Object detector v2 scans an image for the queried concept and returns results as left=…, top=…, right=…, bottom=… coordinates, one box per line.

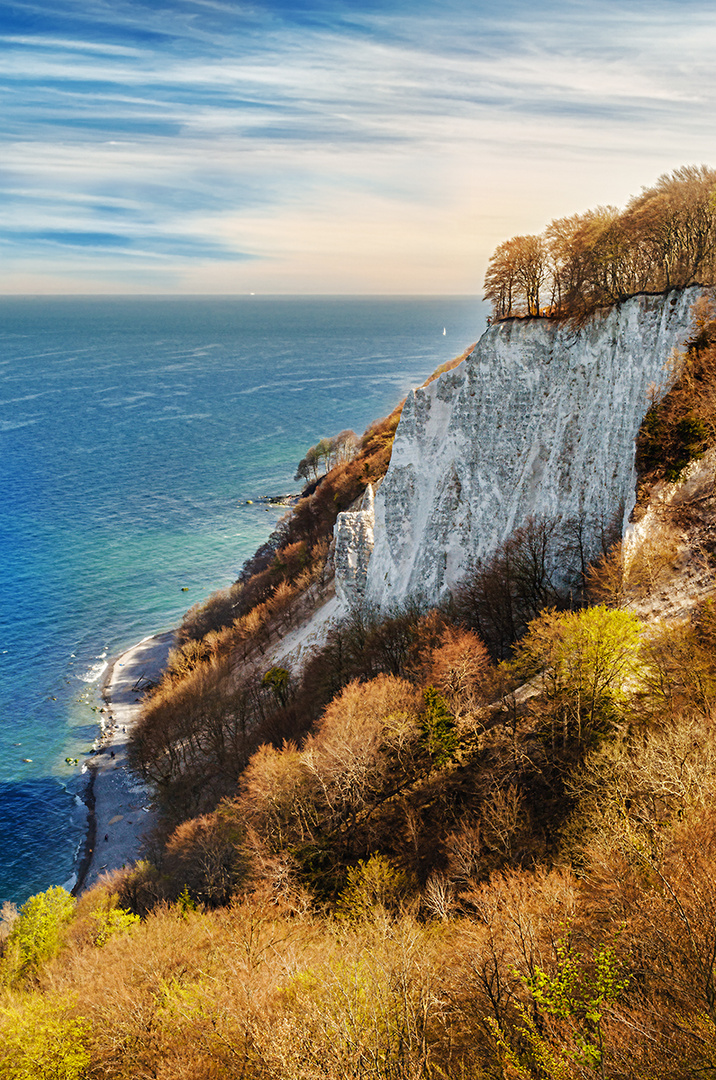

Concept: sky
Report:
left=1, top=0, right=715, bottom=294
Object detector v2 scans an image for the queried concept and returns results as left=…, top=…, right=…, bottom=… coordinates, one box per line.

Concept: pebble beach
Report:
left=74, top=631, right=175, bottom=895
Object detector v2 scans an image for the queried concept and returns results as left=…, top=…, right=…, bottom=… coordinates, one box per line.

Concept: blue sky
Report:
left=1, top=0, right=715, bottom=293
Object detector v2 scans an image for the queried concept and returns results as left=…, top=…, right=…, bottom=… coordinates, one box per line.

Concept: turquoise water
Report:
left=0, top=295, right=486, bottom=904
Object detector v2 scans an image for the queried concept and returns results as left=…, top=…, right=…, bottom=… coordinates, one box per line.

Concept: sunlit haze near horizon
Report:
left=1, top=0, right=715, bottom=294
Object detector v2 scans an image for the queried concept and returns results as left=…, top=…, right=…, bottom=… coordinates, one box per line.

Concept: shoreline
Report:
left=72, top=629, right=175, bottom=896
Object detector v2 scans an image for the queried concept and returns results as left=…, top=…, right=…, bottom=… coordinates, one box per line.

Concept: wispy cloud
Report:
left=0, top=35, right=145, bottom=55
left=0, top=0, right=715, bottom=292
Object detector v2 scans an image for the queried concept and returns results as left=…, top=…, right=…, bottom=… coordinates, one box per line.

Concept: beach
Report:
left=74, top=630, right=175, bottom=895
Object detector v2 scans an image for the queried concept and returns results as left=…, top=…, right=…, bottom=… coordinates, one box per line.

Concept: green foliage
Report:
left=509, top=606, right=644, bottom=749
left=177, top=884, right=198, bottom=915
left=262, top=665, right=290, bottom=707
left=0, top=992, right=90, bottom=1080
left=335, top=855, right=411, bottom=920
left=90, top=903, right=140, bottom=947
left=527, top=936, right=629, bottom=1041
left=1, top=886, right=75, bottom=984
left=420, top=686, right=458, bottom=767
left=492, top=935, right=630, bottom=1080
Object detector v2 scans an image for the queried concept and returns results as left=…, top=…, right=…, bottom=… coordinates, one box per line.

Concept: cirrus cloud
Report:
left=0, top=0, right=714, bottom=292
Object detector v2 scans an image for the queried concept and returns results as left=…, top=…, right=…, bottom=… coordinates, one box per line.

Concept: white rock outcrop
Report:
left=361, top=288, right=708, bottom=612
left=334, top=484, right=375, bottom=608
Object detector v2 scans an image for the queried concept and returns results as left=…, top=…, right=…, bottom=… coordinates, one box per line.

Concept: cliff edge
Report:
left=356, top=288, right=707, bottom=611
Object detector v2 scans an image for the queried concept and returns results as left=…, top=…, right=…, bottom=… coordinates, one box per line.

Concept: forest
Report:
left=484, top=165, right=716, bottom=321
left=2, top=286, right=716, bottom=1076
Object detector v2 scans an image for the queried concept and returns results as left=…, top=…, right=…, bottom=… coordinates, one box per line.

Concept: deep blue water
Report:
left=0, top=295, right=486, bottom=904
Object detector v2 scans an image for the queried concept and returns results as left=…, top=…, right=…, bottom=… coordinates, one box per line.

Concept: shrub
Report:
left=302, top=675, right=423, bottom=834
left=89, top=904, right=140, bottom=948
left=335, top=854, right=412, bottom=920
left=262, top=665, right=291, bottom=707
left=638, top=403, right=709, bottom=481
left=0, top=992, right=90, bottom=1080
left=108, top=860, right=164, bottom=917
left=163, top=801, right=247, bottom=906
left=239, top=741, right=320, bottom=856
left=420, top=687, right=458, bottom=768
left=0, top=886, right=75, bottom=984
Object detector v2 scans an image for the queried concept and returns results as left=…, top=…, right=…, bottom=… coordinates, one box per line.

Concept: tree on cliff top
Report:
left=484, top=234, right=548, bottom=318
left=485, top=165, right=716, bottom=322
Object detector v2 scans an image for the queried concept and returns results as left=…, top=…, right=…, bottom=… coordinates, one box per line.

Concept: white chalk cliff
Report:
left=334, top=484, right=375, bottom=608
left=345, top=288, right=709, bottom=612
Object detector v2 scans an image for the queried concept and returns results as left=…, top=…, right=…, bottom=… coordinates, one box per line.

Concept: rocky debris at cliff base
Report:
left=254, top=493, right=302, bottom=507
left=265, top=588, right=341, bottom=677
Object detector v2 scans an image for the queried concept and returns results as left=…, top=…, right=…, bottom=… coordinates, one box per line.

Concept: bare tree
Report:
left=486, top=166, right=716, bottom=323
left=484, top=234, right=548, bottom=318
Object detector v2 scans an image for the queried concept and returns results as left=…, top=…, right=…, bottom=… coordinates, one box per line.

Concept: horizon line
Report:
left=0, top=291, right=484, bottom=300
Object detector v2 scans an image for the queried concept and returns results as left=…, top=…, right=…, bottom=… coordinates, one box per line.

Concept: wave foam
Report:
left=77, top=660, right=107, bottom=683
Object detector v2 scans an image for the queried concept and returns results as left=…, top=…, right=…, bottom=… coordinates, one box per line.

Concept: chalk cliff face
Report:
left=334, top=484, right=375, bottom=608
left=358, top=288, right=706, bottom=612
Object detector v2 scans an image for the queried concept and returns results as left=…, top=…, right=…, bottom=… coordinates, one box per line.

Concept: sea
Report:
left=0, top=295, right=487, bottom=906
